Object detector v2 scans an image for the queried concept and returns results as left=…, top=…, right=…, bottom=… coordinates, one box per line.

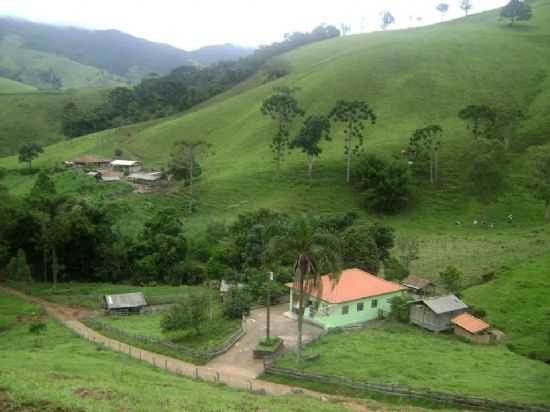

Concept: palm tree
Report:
left=268, top=214, right=341, bottom=362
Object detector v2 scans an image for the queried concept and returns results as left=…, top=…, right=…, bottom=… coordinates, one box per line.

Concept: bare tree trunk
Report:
left=307, top=157, right=314, bottom=183
left=435, top=150, right=439, bottom=183
left=296, top=270, right=305, bottom=363
left=52, top=247, right=58, bottom=289
left=429, top=154, right=434, bottom=185
left=43, top=244, right=48, bottom=283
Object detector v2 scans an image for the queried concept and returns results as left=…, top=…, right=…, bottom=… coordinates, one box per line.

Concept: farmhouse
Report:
left=72, top=155, right=112, bottom=168
left=111, top=160, right=142, bottom=174
left=102, top=292, right=147, bottom=315
left=451, top=313, right=504, bottom=344
left=286, top=268, right=404, bottom=330
left=410, top=294, right=468, bottom=332
left=401, top=275, right=436, bottom=297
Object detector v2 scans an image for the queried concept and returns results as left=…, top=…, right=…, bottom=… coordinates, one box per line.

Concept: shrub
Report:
left=390, top=296, right=412, bottom=322
left=6, top=249, right=32, bottom=281
left=439, top=266, right=463, bottom=294
left=223, top=288, right=253, bottom=319
left=161, top=294, right=207, bottom=337
left=342, top=226, right=379, bottom=274
left=384, top=257, right=409, bottom=281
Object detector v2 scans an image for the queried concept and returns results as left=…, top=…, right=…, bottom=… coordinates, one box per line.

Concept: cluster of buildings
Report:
left=64, top=155, right=162, bottom=185
left=285, top=268, right=503, bottom=344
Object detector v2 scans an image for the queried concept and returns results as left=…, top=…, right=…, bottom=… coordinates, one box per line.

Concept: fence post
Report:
left=165, top=359, right=168, bottom=370
left=195, top=368, right=199, bottom=379
left=216, top=372, right=220, bottom=384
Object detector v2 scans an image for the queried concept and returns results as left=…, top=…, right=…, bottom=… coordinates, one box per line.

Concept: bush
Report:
left=384, top=257, right=409, bottom=281
left=6, top=249, right=32, bottom=281
left=342, top=225, right=379, bottom=274
left=223, top=288, right=253, bottom=320
left=161, top=294, right=207, bottom=337
left=439, top=266, right=463, bottom=294
left=390, top=296, right=412, bottom=322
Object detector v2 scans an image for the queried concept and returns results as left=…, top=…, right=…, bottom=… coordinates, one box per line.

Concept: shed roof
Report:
left=128, top=172, right=161, bottom=181
left=73, top=155, right=111, bottom=164
left=103, top=292, right=147, bottom=309
left=421, top=294, right=468, bottom=315
left=286, top=268, right=404, bottom=304
left=451, top=313, right=490, bottom=334
left=111, top=160, right=141, bottom=167
left=401, top=275, right=434, bottom=290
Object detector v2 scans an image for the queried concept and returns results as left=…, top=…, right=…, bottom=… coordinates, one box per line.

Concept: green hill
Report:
left=0, top=76, right=36, bottom=93
left=2, top=2, right=550, bottom=281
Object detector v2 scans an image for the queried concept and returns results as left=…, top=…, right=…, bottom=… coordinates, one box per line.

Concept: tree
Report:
left=170, top=140, right=212, bottom=214
left=531, top=151, right=550, bottom=220
left=439, top=266, right=463, bottom=294
left=467, top=139, right=506, bottom=202
left=342, top=226, right=380, bottom=274
left=493, top=108, right=525, bottom=152
left=330, top=100, right=377, bottom=183
left=407, top=125, right=443, bottom=184
left=501, top=0, right=532, bottom=26
left=356, top=154, right=410, bottom=213
left=436, top=3, right=450, bottom=21
left=460, top=0, right=473, bottom=16
left=368, top=223, right=395, bottom=262
left=381, top=11, right=396, bottom=30
left=261, top=88, right=305, bottom=176
left=268, top=214, right=341, bottom=362
left=384, top=257, right=409, bottom=282
left=223, top=287, right=253, bottom=319
left=161, top=294, right=208, bottom=337
left=396, top=237, right=420, bottom=271
left=390, top=296, right=412, bottom=322
left=6, top=249, right=31, bottom=281
left=340, top=23, right=352, bottom=36
left=290, top=115, right=331, bottom=181
left=458, top=105, right=496, bottom=140
left=18, top=143, right=43, bottom=169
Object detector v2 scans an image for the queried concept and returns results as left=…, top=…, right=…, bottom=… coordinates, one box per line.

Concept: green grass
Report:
left=0, top=290, right=365, bottom=412
left=270, top=323, right=550, bottom=404
left=3, top=2, right=550, bottom=282
left=463, top=253, right=550, bottom=361
left=8, top=281, right=206, bottom=309
left=0, top=76, right=37, bottom=93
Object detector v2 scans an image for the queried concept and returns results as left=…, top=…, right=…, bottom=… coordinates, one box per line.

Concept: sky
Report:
left=0, top=0, right=508, bottom=50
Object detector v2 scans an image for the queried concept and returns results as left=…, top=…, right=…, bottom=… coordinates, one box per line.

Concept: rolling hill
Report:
left=0, top=17, right=253, bottom=87
left=0, top=75, right=36, bottom=93
left=2, top=1, right=550, bottom=281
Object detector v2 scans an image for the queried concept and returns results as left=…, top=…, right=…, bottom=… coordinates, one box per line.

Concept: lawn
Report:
left=0, top=290, right=356, bottom=412
left=8, top=281, right=206, bottom=309
left=270, top=323, right=550, bottom=404
left=463, top=253, right=550, bottom=361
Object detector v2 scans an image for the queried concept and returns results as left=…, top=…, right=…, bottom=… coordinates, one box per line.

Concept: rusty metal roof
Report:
left=451, top=313, right=490, bottom=334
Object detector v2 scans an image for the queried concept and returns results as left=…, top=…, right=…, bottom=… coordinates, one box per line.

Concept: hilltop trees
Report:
left=531, top=151, right=550, bottom=220
left=494, top=108, right=525, bottom=152
left=18, top=143, right=43, bottom=169
left=437, top=3, right=450, bottom=21
left=290, top=115, right=331, bottom=181
left=458, top=105, right=496, bottom=140
left=501, top=0, right=532, bottom=26
left=381, top=11, right=396, bottom=30
left=407, top=125, right=443, bottom=184
left=330, top=100, right=377, bottom=183
left=460, top=0, right=473, bottom=16
left=261, top=88, right=305, bottom=176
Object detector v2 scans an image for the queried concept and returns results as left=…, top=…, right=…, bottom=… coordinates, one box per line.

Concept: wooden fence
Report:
left=83, top=315, right=246, bottom=364
left=263, top=363, right=550, bottom=412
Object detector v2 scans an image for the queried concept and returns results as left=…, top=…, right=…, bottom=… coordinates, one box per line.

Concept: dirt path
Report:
left=1, top=286, right=378, bottom=412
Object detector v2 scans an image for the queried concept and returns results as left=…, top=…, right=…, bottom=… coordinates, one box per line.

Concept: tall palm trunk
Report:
left=296, top=268, right=305, bottom=363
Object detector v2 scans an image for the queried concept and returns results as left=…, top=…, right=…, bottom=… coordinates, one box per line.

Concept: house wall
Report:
left=410, top=305, right=468, bottom=332
left=290, top=290, right=402, bottom=330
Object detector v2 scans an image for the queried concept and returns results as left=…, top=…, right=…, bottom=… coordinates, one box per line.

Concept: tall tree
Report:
left=18, top=143, right=43, bottom=169
left=381, top=11, right=396, bottom=30
left=531, top=151, right=550, bottom=220
left=407, top=125, right=443, bottom=184
left=458, top=105, right=496, bottom=140
left=170, top=140, right=212, bottom=214
left=340, top=23, right=352, bottom=36
left=330, top=100, right=377, bottom=183
left=493, top=108, right=525, bottom=152
left=290, top=114, right=331, bottom=181
left=501, top=0, right=532, bottom=26
left=436, top=3, right=450, bottom=21
left=460, top=0, right=473, bottom=16
left=268, top=214, right=341, bottom=362
left=261, top=88, right=305, bottom=176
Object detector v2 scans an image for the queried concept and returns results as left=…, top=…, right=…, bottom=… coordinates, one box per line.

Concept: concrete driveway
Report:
left=207, top=303, right=323, bottom=378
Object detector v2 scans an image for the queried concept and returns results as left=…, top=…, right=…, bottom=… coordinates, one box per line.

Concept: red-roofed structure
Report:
left=450, top=313, right=503, bottom=344
left=451, top=313, right=490, bottom=334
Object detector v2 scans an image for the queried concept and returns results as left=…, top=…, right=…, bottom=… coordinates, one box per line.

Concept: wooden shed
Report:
left=102, top=292, right=147, bottom=315
left=401, top=275, right=436, bottom=297
left=451, top=313, right=504, bottom=344
left=410, top=294, right=468, bottom=332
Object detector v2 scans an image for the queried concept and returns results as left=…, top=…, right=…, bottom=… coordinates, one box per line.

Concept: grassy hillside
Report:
left=463, top=253, right=550, bottom=361
left=0, top=88, right=108, bottom=157
left=0, top=290, right=349, bottom=412
left=0, top=76, right=36, bottom=92
left=0, top=33, right=124, bottom=89
left=2, top=2, right=550, bottom=280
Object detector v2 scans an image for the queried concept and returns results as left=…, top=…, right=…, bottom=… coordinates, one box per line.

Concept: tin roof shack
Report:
left=96, top=170, right=123, bottom=182
left=72, top=155, right=112, bottom=169
left=111, top=160, right=142, bottom=174
left=451, top=313, right=504, bottom=344
left=410, top=295, right=468, bottom=332
left=102, top=293, right=147, bottom=315
left=128, top=172, right=162, bottom=185
left=401, top=275, right=436, bottom=298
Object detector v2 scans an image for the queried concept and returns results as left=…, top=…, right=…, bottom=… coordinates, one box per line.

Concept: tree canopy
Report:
left=501, top=0, right=532, bottom=25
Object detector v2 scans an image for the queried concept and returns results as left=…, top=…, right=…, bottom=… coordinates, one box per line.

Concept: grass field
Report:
left=270, top=323, right=550, bottom=404
left=0, top=290, right=358, bottom=412
left=8, top=281, right=207, bottom=309
left=463, top=253, right=550, bottom=361
left=2, top=2, right=550, bottom=282
left=0, top=76, right=37, bottom=93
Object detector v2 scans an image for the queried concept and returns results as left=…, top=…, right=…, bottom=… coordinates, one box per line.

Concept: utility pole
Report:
left=266, top=271, right=274, bottom=341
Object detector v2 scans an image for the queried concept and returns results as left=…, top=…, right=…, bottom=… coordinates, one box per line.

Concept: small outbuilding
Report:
left=451, top=313, right=504, bottom=344
left=128, top=172, right=162, bottom=185
left=72, top=155, right=112, bottom=168
left=102, top=292, right=147, bottom=315
left=410, top=294, right=468, bottom=332
left=96, top=170, right=123, bottom=182
left=111, top=160, right=143, bottom=174
left=401, top=275, right=436, bottom=297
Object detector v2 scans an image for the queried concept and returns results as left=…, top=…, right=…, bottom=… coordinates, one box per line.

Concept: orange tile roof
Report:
left=451, top=313, right=490, bottom=334
left=286, top=268, right=404, bottom=304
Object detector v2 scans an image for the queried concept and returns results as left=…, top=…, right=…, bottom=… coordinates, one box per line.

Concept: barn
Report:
left=102, top=292, right=147, bottom=315
left=410, top=294, right=468, bottom=332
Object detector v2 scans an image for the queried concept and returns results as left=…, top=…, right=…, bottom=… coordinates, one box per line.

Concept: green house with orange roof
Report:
left=286, top=268, right=405, bottom=330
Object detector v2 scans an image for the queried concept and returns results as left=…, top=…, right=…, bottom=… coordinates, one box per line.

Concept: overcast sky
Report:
left=1, top=0, right=508, bottom=50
